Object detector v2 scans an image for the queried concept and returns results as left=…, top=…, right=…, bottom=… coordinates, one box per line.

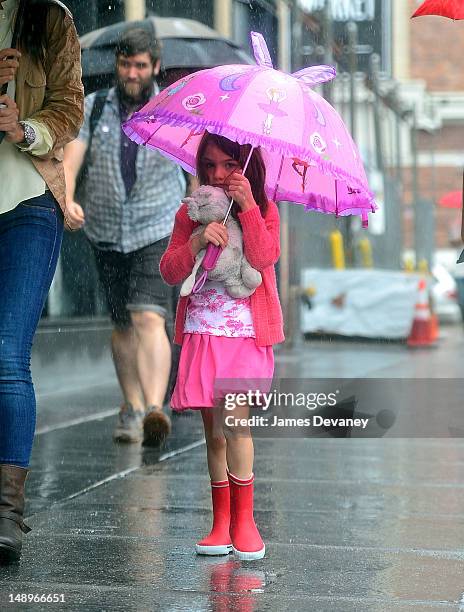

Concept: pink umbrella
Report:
left=124, top=32, right=376, bottom=228
left=412, top=0, right=464, bottom=20
left=438, top=190, right=462, bottom=208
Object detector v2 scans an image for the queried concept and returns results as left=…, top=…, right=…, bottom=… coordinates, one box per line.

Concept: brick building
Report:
left=395, top=0, right=464, bottom=249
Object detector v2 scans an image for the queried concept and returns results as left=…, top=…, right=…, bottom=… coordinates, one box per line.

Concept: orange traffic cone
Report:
left=429, top=313, right=440, bottom=342
left=407, top=278, right=436, bottom=347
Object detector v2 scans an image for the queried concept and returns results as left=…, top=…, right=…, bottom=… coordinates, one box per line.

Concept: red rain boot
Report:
left=228, top=472, right=265, bottom=561
left=196, top=480, right=233, bottom=555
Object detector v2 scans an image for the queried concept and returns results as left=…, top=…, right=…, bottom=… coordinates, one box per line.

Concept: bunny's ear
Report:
left=250, top=31, right=273, bottom=69
left=292, top=65, right=336, bottom=87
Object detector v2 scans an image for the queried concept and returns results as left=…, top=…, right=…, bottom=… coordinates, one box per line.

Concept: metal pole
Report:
left=411, top=110, right=423, bottom=268
left=124, top=0, right=145, bottom=21
left=370, top=53, right=396, bottom=268
left=395, top=104, right=403, bottom=185
left=369, top=54, right=385, bottom=173
left=393, top=103, right=404, bottom=269
left=347, top=21, right=358, bottom=139
left=429, top=128, right=437, bottom=205
left=414, top=127, right=436, bottom=269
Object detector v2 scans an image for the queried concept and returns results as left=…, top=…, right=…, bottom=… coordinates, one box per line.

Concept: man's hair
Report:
left=115, top=28, right=161, bottom=64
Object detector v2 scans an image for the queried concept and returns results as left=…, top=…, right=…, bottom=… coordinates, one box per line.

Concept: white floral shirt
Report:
left=184, top=281, right=256, bottom=338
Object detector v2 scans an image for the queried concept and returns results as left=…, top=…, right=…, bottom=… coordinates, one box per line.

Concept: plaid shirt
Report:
left=78, top=87, right=186, bottom=253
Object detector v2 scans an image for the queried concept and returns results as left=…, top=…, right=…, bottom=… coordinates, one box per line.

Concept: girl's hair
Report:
left=17, top=1, right=53, bottom=67
left=196, top=132, right=268, bottom=218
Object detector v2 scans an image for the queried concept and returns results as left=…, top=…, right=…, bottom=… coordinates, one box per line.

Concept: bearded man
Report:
left=64, top=29, right=186, bottom=445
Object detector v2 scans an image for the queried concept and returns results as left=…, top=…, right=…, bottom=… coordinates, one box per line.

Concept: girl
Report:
left=160, top=132, right=284, bottom=561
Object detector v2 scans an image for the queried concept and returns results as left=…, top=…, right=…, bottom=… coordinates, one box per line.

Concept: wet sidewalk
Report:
left=2, top=329, right=464, bottom=610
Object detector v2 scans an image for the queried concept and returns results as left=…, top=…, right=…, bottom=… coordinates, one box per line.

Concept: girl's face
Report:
left=202, top=143, right=241, bottom=186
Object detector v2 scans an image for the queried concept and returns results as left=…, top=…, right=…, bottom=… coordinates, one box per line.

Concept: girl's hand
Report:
left=225, top=171, right=256, bottom=211
left=196, top=222, right=229, bottom=250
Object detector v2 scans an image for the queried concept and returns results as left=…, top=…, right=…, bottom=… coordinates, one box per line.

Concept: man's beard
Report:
left=116, top=76, right=154, bottom=110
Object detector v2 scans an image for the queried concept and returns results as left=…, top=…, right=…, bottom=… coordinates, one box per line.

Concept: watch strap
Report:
left=18, top=121, right=37, bottom=148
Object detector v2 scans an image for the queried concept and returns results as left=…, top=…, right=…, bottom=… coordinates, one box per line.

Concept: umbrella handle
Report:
left=192, top=242, right=222, bottom=293
left=202, top=243, right=222, bottom=271
left=191, top=244, right=222, bottom=294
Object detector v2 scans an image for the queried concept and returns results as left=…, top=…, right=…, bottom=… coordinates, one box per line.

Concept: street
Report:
left=2, top=0, right=464, bottom=609
left=1, top=325, right=464, bottom=610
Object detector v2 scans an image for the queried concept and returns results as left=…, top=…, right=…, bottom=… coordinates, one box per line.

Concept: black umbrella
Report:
left=80, top=16, right=253, bottom=93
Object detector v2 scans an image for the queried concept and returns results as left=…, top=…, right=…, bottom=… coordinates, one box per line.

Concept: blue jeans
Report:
left=0, top=192, right=63, bottom=467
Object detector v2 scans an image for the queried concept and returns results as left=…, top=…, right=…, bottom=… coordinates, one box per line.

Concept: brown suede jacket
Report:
left=14, top=0, right=84, bottom=214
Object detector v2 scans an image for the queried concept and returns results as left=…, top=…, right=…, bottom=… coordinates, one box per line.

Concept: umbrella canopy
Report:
left=80, top=16, right=253, bottom=78
left=123, top=32, right=376, bottom=226
left=438, top=191, right=463, bottom=208
left=412, top=0, right=464, bottom=19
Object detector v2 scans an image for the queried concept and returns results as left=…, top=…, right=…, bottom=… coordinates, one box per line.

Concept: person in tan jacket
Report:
left=0, top=0, right=83, bottom=563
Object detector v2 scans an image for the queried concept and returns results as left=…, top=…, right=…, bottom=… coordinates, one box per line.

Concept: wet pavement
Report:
left=2, top=325, right=464, bottom=610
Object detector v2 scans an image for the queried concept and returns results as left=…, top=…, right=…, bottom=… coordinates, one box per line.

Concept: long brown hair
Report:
left=17, top=1, right=57, bottom=67
left=196, top=132, right=268, bottom=218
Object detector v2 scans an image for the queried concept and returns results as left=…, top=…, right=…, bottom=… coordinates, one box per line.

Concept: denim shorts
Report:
left=91, top=237, right=174, bottom=328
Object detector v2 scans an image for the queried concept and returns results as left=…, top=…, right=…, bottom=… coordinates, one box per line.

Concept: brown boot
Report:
left=143, top=406, right=172, bottom=446
left=0, top=464, right=31, bottom=563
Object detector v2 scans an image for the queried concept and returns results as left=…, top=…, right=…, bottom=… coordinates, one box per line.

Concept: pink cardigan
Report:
left=160, top=201, right=285, bottom=347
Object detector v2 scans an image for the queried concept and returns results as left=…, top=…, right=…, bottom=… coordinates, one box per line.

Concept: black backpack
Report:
left=75, top=88, right=109, bottom=200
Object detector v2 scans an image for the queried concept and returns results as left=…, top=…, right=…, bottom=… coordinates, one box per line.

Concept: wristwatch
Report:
left=18, top=121, right=36, bottom=147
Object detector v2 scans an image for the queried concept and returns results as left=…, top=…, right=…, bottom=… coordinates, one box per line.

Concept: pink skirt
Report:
left=171, top=333, right=274, bottom=411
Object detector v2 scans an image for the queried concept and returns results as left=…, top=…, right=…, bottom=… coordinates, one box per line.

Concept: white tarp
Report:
left=300, top=269, right=421, bottom=339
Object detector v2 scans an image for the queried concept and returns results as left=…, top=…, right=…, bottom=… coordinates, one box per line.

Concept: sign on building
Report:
left=298, top=0, right=392, bottom=73
left=298, top=0, right=376, bottom=21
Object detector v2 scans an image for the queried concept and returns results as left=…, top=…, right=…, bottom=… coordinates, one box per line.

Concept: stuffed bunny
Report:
left=180, top=186, right=262, bottom=298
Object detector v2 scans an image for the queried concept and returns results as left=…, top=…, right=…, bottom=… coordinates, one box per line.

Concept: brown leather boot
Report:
left=0, top=464, right=31, bottom=563
left=143, top=406, right=172, bottom=446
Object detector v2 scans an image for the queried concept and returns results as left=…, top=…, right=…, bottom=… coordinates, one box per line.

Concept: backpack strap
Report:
left=88, top=88, right=108, bottom=141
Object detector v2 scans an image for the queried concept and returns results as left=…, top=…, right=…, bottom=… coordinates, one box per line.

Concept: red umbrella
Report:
left=438, top=191, right=463, bottom=208
left=412, top=0, right=464, bottom=20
